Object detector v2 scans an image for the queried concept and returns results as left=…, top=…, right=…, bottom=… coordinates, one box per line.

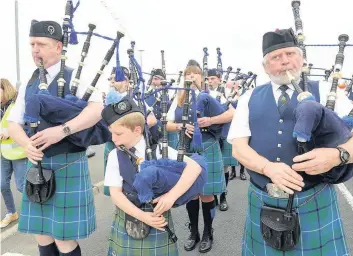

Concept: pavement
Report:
left=1, top=145, right=353, bottom=256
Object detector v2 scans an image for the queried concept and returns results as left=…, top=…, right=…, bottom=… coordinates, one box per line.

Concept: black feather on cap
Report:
left=186, top=59, right=202, bottom=70
left=262, top=28, right=298, bottom=56
left=208, top=68, right=221, bottom=78
left=101, top=96, right=142, bottom=126
left=29, top=20, right=63, bottom=41
left=152, top=69, right=166, bottom=80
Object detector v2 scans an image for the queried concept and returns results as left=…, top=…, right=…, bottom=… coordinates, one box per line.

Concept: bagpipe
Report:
left=25, top=59, right=56, bottom=204
left=229, top=68, right=243, bottom=95
left=70, top=23, right=96, bottom=96
left=128, top=41, right=139, bottom=97
left=215, top=66, right=232, bottom=102
left=161, top=50, right=166, bottom=76
left=216, top=47, right=223, bottom=76
left=224, top=72, right=257, bottom=109
left=306, top=64, right=351, bottom=88
left=291, top=0, right=309, bottom=92
left=23, top=0, right=127, bottom=156
left=132, top=81, right=208, bottom=207
left=107, top=75, right=207, bottom=241
left=144, top=50, right=176, bottom=119
left=203, top=47, right=209, bottom=91
left=168, top=71, right=183, bottom=104
left=291, top=0, right=352, bottom=181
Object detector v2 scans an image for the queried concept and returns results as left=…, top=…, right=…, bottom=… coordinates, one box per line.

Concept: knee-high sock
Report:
left=202, top=201, right=215, bottom=231
left=240, top=163, right=245, bottom=173
left=186, top=199, right=200, bottom=231
left=59, top=245, right=81, bottom=256
left=38, top=242, right=59, bottom=256
left=220, top=167, right=230, bottom=200
left=224, top=168, right=229, bottom=187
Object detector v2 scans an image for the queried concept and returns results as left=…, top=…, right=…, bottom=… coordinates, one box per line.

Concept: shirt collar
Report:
left=134, top=136, right=146, bottom=156
left=271, top=81, right=295, bottom=92
left=46, top=61, right=61, bottom=80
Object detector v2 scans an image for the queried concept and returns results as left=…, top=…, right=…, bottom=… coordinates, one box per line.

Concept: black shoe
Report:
left=199, top=228, right=214, bottom=253
left=184, top=223, right=200, bottom=251
left=240, top=171, right=247, bottom=180
left=219, top=197, right=228, bottom=211
left=229, top=170, right=236, bottom=180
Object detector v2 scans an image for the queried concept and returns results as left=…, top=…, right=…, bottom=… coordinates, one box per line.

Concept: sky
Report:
left=1, top=0, right=353, bottom=93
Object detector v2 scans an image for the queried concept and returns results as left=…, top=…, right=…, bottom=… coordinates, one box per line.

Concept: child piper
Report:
left=102, top=95, right=203, bottom=256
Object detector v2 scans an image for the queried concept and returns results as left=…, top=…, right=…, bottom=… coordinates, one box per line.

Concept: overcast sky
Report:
left=1, top=0, right=353, bottom=92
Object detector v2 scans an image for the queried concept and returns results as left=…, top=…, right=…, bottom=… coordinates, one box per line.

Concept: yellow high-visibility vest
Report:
left=1, top=103, right=27, bottom=160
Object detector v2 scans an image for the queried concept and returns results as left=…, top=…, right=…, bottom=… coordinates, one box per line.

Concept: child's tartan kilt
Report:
left=242, top=183, right=349, bottom=256
left=220, top=138, right=238, bottom=167
left=103, top=141, right=116, bottom=196
left=107, top=205, right=178, bottom=256
left=18, top=151, right=96, bottom=240
left=190, top=136, right=226, bottom=196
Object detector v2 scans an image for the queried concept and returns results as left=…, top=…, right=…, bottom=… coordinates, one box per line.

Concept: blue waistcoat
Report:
left=25, top=67, right=86, bottom=157
left=145, top=92, right=162, bottom=120
left=247, top=81, right=320, bottom=190
left=116, top=146, right=157, bottom=205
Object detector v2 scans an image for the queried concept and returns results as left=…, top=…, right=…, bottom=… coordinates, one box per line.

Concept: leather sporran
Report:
left=123, top=192, right=152, bottom=240
left=25, top=165, right=56, bottom=204
left=124, top=203, right=153, bottom=240
left=260, top=205, right=300, bottom=251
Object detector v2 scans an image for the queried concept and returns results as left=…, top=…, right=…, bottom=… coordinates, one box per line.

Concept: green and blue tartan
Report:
left=242, top=183, right=349, bottom=256
left=191, top=137, right=225, bottom=196
left=167, top=131, right=179, bottom=150
left=18, top=152, right=96, bottom=240
left=107, top=206, right=178, bottom=256
left=220, top=138, right=238, bottom=167
left=104, top=141, right=116, bottom=196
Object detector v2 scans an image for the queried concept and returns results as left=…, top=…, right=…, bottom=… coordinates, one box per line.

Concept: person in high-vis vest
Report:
left=0, top=78, right=28, bottom=228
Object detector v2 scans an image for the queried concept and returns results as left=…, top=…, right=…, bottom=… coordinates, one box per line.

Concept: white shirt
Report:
left=7, top=61, right=102, bottom=124
left=209, top=86, right=229, bottom=104
left=167, top=89, right=200, bottom=122
left=227, top=80, right=353, bottom=143
left=104, top=137, right=179, bottom=187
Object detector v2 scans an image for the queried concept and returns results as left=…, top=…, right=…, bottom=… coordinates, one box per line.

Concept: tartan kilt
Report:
left=18, top=151, right=96, bottom=240
left=168, top=131, right=179, bottom=150
left=103, top=142, right=116, bottom=196
left=107, top=205, right=178, bottom=256
left=197, top=137, right=226, bottom=196
left=242, top=183, right=349, bottom=256
left=220, top=138, right=238, bottom=167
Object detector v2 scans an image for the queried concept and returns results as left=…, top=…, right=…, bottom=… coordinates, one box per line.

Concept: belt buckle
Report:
left=266, top=183, right=289, bottom=199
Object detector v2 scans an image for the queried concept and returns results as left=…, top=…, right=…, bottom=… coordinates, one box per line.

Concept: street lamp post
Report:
left=15, top=0, right=21, bottom=89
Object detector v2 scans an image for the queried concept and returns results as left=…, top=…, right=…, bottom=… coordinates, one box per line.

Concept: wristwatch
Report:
left=62, top=123, right=72, bottom=137
left=336, top=147, right=350, bottom=166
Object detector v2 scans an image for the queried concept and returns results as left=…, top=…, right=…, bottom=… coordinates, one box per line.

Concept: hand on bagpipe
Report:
left=289, top=1, right=352, bottom=183
left=24, top=1, right=130, bottom=156
left=287, top=68, right=353, bottom=183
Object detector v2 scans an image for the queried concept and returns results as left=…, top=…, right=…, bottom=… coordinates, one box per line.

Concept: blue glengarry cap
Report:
left=262, top=28, right=298, bottom=56
left=30, top=20, right=63, bottom=42
left=102, top=95, right=142, bottom=126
